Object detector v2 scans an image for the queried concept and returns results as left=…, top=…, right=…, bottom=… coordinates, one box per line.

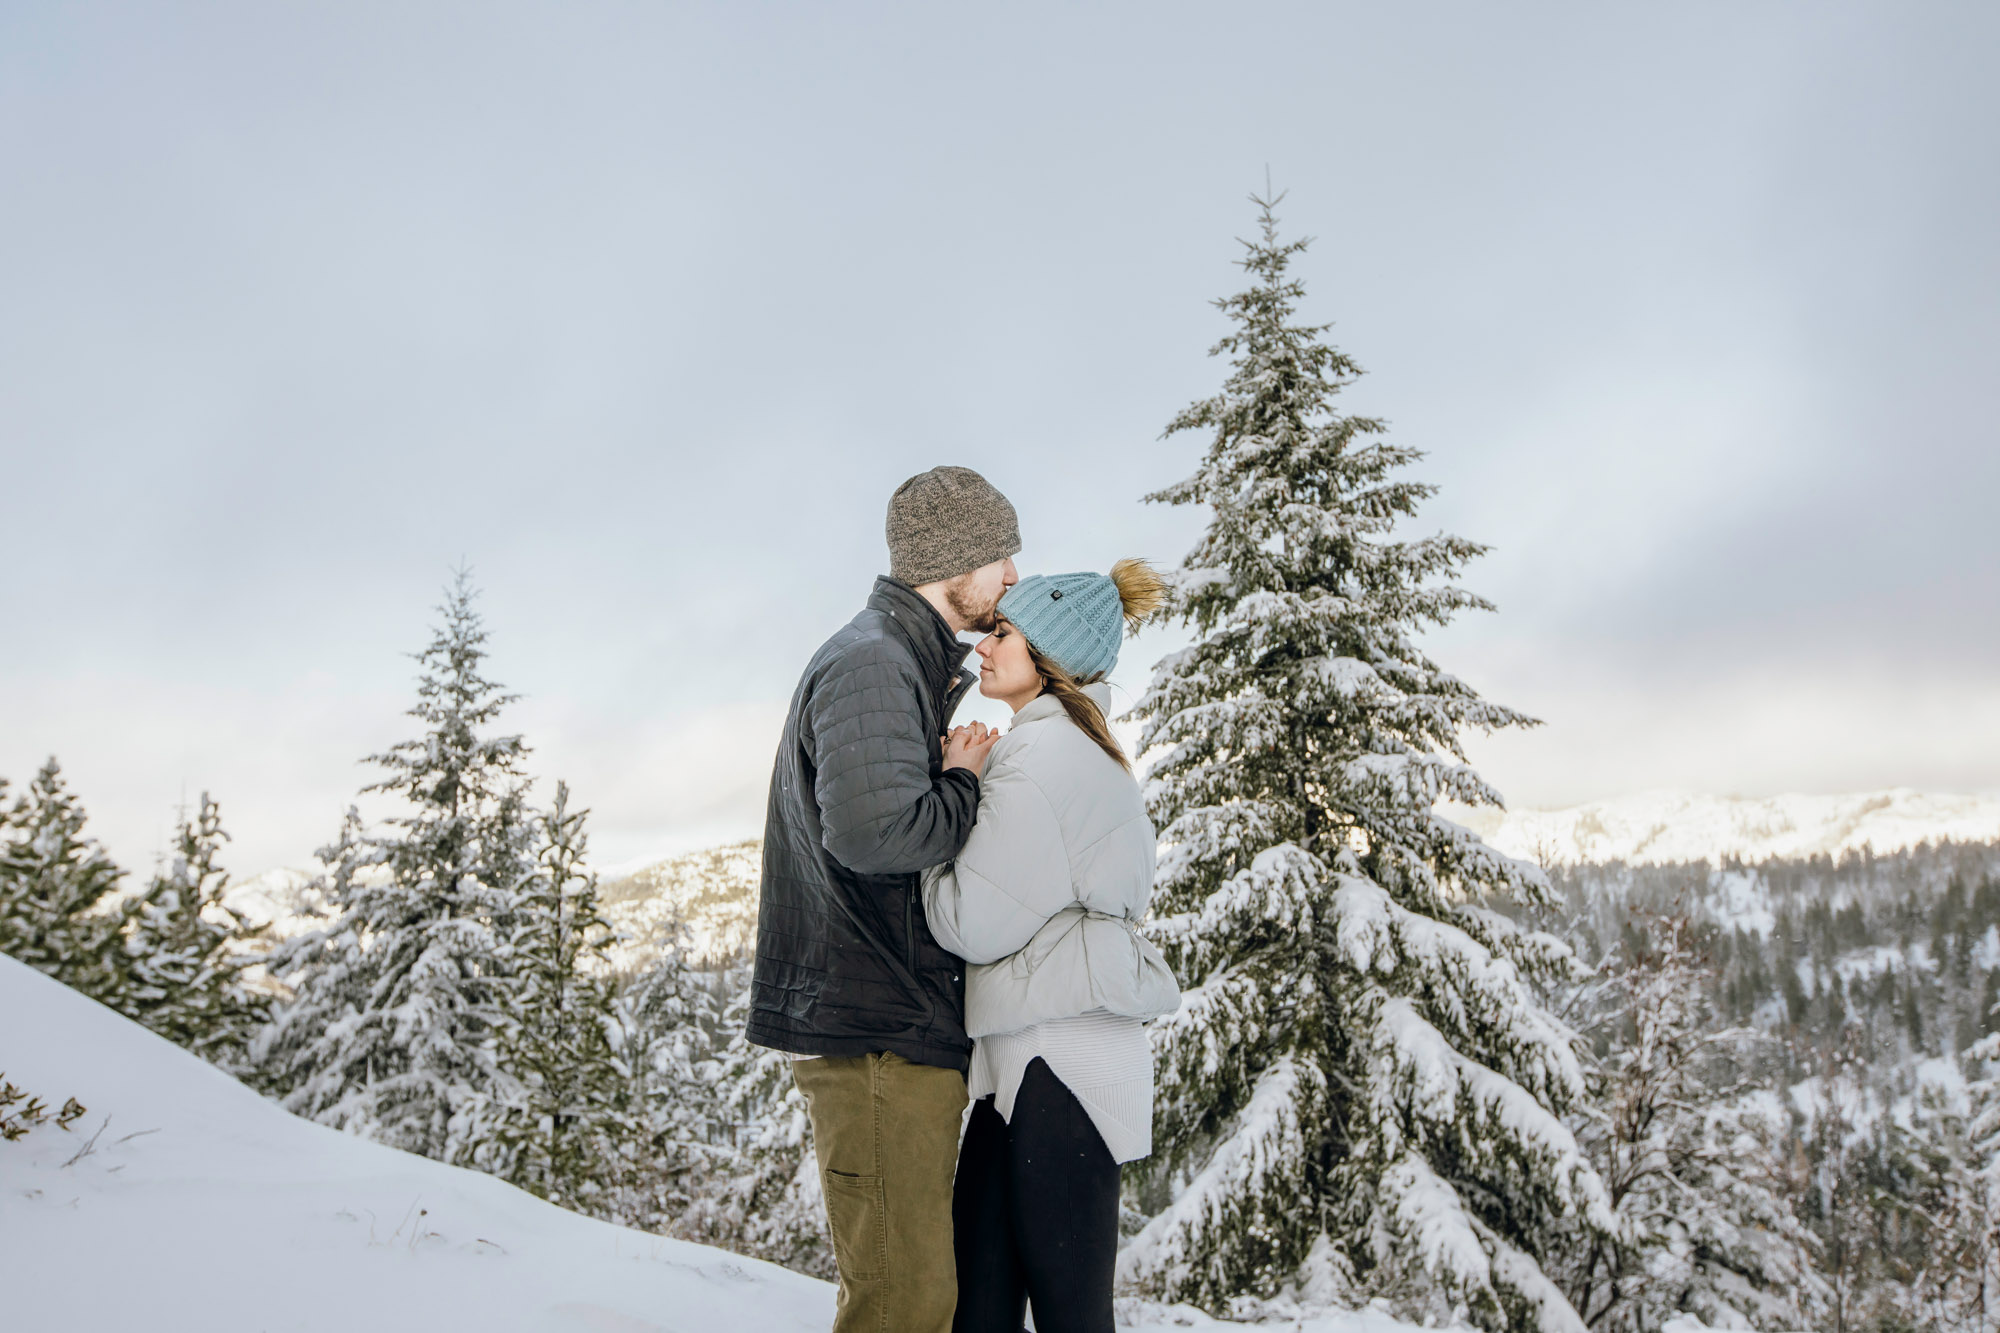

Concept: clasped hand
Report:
left=942, top=722, right=1001, bottom=777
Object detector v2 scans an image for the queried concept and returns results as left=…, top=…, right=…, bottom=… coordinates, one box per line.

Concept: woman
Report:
left=923, top=559, right=1182, bottom=1333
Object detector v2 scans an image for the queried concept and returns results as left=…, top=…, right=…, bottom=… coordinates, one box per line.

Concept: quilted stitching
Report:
left=747, top=577, right=981, bottom=1071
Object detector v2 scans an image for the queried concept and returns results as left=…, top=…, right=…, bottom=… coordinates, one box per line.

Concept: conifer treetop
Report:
left=119, top=792, right=269, bottom=1064
left=1136, top=192, right=1539, bottom=873
left=1148, top=192, right=1495, bottom=645
left=364, top=566, right=528, bottom=815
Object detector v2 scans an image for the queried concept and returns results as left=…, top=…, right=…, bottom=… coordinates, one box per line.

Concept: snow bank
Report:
left=0, top=955, right=1433, bottom=1333
left=1114, top=1299, right=1434, bottom=1332
left=0, top=954, right=832, bottom=1333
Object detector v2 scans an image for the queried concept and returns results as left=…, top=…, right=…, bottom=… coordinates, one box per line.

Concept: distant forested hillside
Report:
left=1551, top=840, right=2000, bottom=1071
left=1542, top=839, right=2000, bottom=1328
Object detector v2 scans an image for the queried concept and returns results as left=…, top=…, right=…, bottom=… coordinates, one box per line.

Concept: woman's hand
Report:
left=943, top=722, right=1001, bottom=778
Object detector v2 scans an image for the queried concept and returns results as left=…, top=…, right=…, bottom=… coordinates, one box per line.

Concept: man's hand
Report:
left=943, top=722, right=1001, bottom=779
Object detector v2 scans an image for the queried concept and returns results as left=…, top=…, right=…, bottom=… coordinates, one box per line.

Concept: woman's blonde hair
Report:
left=1014, top=558, right=1166, bottom=772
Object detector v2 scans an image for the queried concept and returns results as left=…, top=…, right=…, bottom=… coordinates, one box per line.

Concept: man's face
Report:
left=943, top=556, right=1019, bottom=633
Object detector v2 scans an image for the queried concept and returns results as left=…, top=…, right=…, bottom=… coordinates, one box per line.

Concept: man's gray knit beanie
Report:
left=885, top=466, right=1022, bottom=586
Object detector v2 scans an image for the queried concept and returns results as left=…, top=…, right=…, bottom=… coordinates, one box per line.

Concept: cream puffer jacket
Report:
left=921, top=683, right=1181, bottom=1039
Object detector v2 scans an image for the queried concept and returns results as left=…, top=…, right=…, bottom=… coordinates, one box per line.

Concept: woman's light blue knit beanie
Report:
left=999, top=571, right=1124, bottom=680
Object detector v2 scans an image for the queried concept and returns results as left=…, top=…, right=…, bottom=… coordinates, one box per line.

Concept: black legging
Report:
left=951, top=1056, right=1121, bottom=1333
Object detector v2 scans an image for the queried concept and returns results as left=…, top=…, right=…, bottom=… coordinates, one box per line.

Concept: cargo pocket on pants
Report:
left=822, top=1169, right=888, bottom=1282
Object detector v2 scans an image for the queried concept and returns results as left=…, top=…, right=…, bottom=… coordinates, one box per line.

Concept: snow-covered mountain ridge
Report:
left=226, top=791, right=2000, bottom=959
left=1453, top=788, right=2000, bottom=867
left=217, top=845, right=768, bottom=971
left=598, top=839, right=761, bottom=969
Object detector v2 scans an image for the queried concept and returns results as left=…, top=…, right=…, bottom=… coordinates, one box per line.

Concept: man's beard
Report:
left=944, top=574, right=1000, bottom=632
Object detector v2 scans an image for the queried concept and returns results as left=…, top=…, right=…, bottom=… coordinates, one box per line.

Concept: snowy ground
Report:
left=0, top=955, right=1428, bottom=1333
left=0, top=955, right=829, bottom=1331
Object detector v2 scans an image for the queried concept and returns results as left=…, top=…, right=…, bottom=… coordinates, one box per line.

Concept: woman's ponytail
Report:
left=1024, top=641, right=1130, bottom=772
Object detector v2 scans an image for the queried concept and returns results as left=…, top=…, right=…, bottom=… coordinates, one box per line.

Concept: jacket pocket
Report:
left=822, top=1169, right=888, bottom=1282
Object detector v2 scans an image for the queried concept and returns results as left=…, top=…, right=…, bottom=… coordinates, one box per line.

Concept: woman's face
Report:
left=975, top=617, right=1042, bottom=709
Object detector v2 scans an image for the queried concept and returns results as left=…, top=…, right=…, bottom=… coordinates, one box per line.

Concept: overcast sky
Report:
left=3, top=2, right=1996, bottom=878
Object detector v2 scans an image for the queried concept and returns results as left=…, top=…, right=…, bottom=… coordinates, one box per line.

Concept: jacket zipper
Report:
left=906, top=662, right=967, bottom=1044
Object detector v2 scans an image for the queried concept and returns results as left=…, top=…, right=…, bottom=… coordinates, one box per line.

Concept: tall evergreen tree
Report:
left=470, top=781, right=636, bottom=1211
left=0, top=759, right=129, bottom=1003
left=118, top=793, right=269, bottom=1066
left=256, top=571, right=535, bottom=1162
left=1120, top=195, right=1617, bottom=1331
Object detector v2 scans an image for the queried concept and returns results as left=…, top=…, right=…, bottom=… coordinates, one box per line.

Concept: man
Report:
left=750, top=465, right=1019, bottom=1333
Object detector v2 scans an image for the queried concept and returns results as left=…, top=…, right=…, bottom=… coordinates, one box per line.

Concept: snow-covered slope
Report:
left=0, top=953, right=832, bottom=1333
left=1455, top=789, right=2000, bottom=867
left=0, top=954, right=1435, bottom=1333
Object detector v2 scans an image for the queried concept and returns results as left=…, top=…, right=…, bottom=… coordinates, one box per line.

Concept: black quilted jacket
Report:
left=747, top=577, right=981, bottom=1070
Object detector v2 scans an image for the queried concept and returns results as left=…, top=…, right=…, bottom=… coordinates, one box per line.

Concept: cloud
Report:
left=1457, top=653, right=2000, bottom=811
left=4, top=3, right=1997, bottom=871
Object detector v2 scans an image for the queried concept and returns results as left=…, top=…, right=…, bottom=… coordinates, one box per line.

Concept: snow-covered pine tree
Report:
left=1879, top=1065, right=2000, bottom=1332
left=1851, top=1020, right=2000, bottom=1330
left=1121, top=194, right=1617, bottom=1331
left=1935, top=1031, right=2000, bottom=1329
left=1559, top=914, right=1823, bottom=1331
left=1792, top=1038, right=1881, bottom=1326
left=694, top=981, right=830, bottom=1276
left=255, top=571, right=535, bottom=1162
left=117, top=793, right=269, bottom=1067
left=604, top=912, right=732, bottom=1238
left=0, top=759, right=130, bottom=1004
left=470, top=781, right=636, bottom=1212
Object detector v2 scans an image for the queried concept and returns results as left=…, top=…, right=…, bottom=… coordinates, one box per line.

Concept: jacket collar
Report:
left=869, top=576, right=974, bottom=697
left=1010, top=681, right=1113, bottom=731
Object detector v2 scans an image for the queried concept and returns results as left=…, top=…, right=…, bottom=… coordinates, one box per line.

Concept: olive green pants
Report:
left=793, top=1052, right=969, bottom=1333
